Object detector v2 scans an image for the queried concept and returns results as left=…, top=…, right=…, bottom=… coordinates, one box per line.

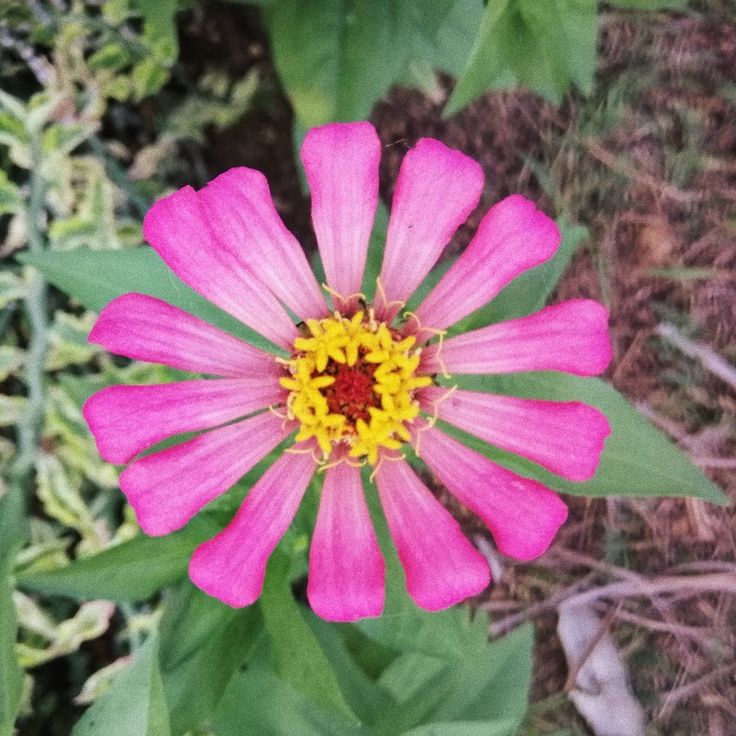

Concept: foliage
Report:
left=255, top=0, right=692, bottom=125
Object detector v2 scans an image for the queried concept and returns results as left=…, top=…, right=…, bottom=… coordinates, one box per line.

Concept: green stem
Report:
left=10, top=133, right=47, bottom=489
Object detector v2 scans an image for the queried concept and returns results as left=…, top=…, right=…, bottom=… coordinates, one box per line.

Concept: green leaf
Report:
left=361, top=202, right=389, bottom=301
left=444, top=372, right=728, bottom=504
left=0, top=488, right=26, bottom=736
left=374, top=624, right=533, bottom=735
left=213, top=663, right=365, bottom=736
left=445, top=0, right=598, bottom=114
left=306, top=616, right=397, bottom=725
left=259, top=550, right=359, bottom=722
left=452, top=217, right=588, bottom=331
left=0, top=170, right=21, bottom=215
left=136, top=0, right=179, bottom=63
left=72, top=633, right=170, bottom=736
left=17, top=516, right=217, bottom=602
left=268, top=0, right=462, bottom=126
left=17, top=248, right=278, bottom=352
left=158, top=582, right=263, bottom=734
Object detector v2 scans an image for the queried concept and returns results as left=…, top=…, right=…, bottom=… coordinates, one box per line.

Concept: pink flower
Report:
left=84, top=121, right=612, bottom=621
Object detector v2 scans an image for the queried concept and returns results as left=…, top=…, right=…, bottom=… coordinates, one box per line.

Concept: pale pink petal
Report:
left=143, top=186, right=296, bottom=349
left=307, top=460, right=384, bottom=621
left=419, top=426, right=568, bottom=561
left=198, top=168, right=327, bottom=321
left=89, top=293, right=277, bottom=377
left=84, top=377, right=286, bottom=465
left=419, top=387, right=610, bottom=482
left=377, top=139, right=484, bottom=319
left=421, top=299, right=612, bottom=376
left=301, top=122, right=380, bottom=307
left=189, top=448, right=316, bottom=608
left=374, top=458, right=490, bottom=611
left=414, top=195, right=560, bottom=337
left=119, top=412, right=291, bottom=536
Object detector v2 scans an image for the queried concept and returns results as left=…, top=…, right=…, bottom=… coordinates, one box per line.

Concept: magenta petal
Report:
left=378, top=139, right=484, bottom=317
left=89, top=293, right=276, bottom=377
left=84, top=377, right=285, bottom=465
left=189, top=449, right=316, bottom=608
left=419, top=426, right=568, bottom=561
left=301, top=122, right=381, bottom=305
left=422, top=299, right=613, bottom=376
left=307, top=461, right=385, bottom=622
left=374, top=458, right=490, bottom=611
left=143, top=186, right=296, bottom=349
left=198, top=168, right=327, bottom=321
left=119, top=412, right=290, bottom=536
left=415, top=195, right=560, bottom=336
left=420, top=387, right=610, bottom=482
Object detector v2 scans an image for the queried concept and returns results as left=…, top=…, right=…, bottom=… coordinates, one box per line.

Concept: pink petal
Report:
left=119, top=412, right=291, bottom=536
left=198, top=168, right=327, bottom=321
left=373, top=458, right=490, bottom=611
left=419, top=387, right=610, bottom=482
left=143, top=186, right=297, bottom=349
left=301, top=122, right=381, bottom=307
left=418, top=426, right=568, bottom=561
left=422, top=299, right=613, bottom=376
left=414, top=195, right=560, bottom=336
left=377, top=139, right=484, bottom=319
left=84, top=377, right=286, bottom=465
left=307, top=460, right=385, bottom=622
left=89, top=293, right=277, bottom=377
left=189, top=448, right=316, bottom=608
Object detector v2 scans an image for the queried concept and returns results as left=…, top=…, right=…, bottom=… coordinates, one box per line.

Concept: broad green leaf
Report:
left=374, top=624, right=533, bottom=735
left=17, top=248, right=277, bottom=352
left=452, top=217, right=588, bottom=332
left=306, top=616, right=397, bottom=725
left=17, top=516, right=217, bottom=602
left=445, top=0, right=598, bottom=114
left=259, top=550, right=359, bottom=722
left=0, top=488, right=26, bottom=736
left=158, top=582, right=262, bottom=734
left=214, top=663, right=365, bottom=736
left=443, top=372, right=728, bottom=504
left=268, top=0, right=465, bottom=126
left=72, top=633, right=170, bottom=736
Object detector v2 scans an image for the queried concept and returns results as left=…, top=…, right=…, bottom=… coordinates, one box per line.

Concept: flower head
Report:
left=84, top=121, right=612, bottom=621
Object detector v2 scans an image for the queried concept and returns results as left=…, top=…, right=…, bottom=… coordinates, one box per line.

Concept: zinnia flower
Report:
left=83, top=121, right=612, bottom=621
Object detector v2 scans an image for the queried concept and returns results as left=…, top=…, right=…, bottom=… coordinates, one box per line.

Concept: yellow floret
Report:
left=280, top=310, right=433, bottom=464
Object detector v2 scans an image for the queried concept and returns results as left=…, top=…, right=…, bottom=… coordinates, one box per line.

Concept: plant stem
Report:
left=10, top=133, right=47, bottom=489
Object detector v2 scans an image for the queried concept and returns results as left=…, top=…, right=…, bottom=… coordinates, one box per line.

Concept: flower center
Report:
left=279, top=310, right=432, bottom=464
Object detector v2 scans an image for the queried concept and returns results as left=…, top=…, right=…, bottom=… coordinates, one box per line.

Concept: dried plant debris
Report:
left=558, top=601, right=646, bottom=736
